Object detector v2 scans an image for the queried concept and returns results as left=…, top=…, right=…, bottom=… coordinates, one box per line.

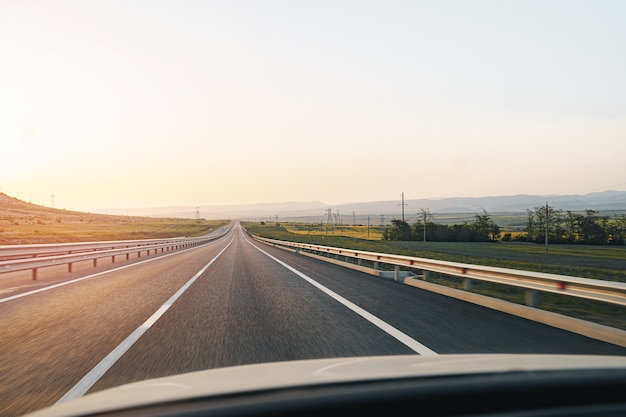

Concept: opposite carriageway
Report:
left=0, top=225, right=232, bottom=280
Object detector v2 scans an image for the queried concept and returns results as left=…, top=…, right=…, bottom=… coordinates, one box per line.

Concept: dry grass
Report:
left=0, top=193, right=228, bottom=244
left=284, top=223, right=384, bottom=240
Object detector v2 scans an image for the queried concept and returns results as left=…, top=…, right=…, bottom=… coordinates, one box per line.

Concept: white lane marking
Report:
left=0, top=234, right=228, bottom=305
left=56, top=237, right=234, bottom=404
left=244, top=234, right=438, bottom=356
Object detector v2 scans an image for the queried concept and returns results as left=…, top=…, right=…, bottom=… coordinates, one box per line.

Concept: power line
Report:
left=325, top=208, right=333, bottom=233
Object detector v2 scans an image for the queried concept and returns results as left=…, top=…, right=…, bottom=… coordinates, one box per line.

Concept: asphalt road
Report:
left=2, top=223, right=625, bottom=417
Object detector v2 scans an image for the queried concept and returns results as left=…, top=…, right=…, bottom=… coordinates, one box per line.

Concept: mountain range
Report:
left=91, top=190, right=626, bottom=222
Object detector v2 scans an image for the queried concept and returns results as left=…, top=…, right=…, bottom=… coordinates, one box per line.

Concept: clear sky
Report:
left=1, top=0, right=625, bottom=211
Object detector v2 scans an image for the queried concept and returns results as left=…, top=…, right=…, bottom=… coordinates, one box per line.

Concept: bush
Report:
left=512, top=234, right=527, bottom=242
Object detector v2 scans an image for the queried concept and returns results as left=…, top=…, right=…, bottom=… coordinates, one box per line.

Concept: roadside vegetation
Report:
left=382, top=207, right=625, bottom=245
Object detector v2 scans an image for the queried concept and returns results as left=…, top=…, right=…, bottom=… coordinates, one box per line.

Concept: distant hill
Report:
left=89, top=191, right=626, bottom=221
left=0, top=193, right=226, bottom=244
left=0, top=192, right=139, bottom=223
left=1, top=192, right=86, bottom=219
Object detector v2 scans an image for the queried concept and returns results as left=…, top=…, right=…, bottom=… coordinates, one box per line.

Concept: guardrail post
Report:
left=423, top=270, right=430, bottom=281
left=463, top=278, right=472, bottom=290
left=394, top=265, right=399, bottom=281
left=68, top=263, right=73, bottom=273
left=525, top=290, right=539, bottom=307
left=374, top=261, right=379, bottom=270
left=32, top=268, right=37, bottom=280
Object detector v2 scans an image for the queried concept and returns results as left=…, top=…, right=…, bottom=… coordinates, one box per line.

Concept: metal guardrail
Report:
left=0, top=227, right=231, bottom=280
left=0, top=238, right=191, bottom=261
left=252, top=236, right=626, bottom=308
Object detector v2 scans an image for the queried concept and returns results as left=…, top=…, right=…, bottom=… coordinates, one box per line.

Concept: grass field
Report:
left=244, top=222, right=626, bottom=330
left=285, top=223, right=385, bottom=240
left=0, top=217, right=229, bottom=244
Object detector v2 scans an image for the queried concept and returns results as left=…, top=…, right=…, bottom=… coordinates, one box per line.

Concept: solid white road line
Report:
left=55, top=237, right=234, bottom=404
left=244, top=233, right=438, bottom=356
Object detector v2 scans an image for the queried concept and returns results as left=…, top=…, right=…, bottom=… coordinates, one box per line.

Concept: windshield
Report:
left=1, top=1, right=625, bottom=417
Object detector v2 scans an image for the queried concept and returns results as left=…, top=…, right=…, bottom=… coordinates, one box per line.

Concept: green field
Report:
left=244, top=222, right=626, bottom=330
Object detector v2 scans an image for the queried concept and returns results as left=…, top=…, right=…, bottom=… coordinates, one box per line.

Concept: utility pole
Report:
left=398, top=192, right=408, bottom=222
left=367, top=215, right=370, bottom=237
left=325, top=208, right=333, bottom=233
left=353, top=211, right=356, bottom=226
left=338, top=212, right=343, bottom=235
left=50, top=193, right=55, bottom=208
left=419, top=208, right=432, bottom=242
left=195, top=207, right=200, bottom=222
left=545, top=201, right=549, bottom=255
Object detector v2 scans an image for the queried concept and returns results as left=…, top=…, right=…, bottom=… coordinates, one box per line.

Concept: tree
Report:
left=578, top=210, right=607, bottom=244
left=608, top=214, right=626, bottom=245
left=525, top=209, right=535, bottom=242
left=389, top=219, right=412, bottom=241
left=563, top=211, right=580, bottom=243
left=530, top=204, right=561, bottom=244
left=470, top=210, right=500, bottom=241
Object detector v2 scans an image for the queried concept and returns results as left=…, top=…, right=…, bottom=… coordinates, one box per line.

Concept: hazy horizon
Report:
left=2, top=1, right=625, bottom=211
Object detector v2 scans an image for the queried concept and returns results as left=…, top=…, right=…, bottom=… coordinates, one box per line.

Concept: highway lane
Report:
left=86, top=224, right=626, bottom=390
left=2, top=223, right=626, bottom=416
left=246, top=235, right=626, bottom=355
left=88, top=226, right=418, bottom=395
left=0, top=231, right=234, bottom=417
